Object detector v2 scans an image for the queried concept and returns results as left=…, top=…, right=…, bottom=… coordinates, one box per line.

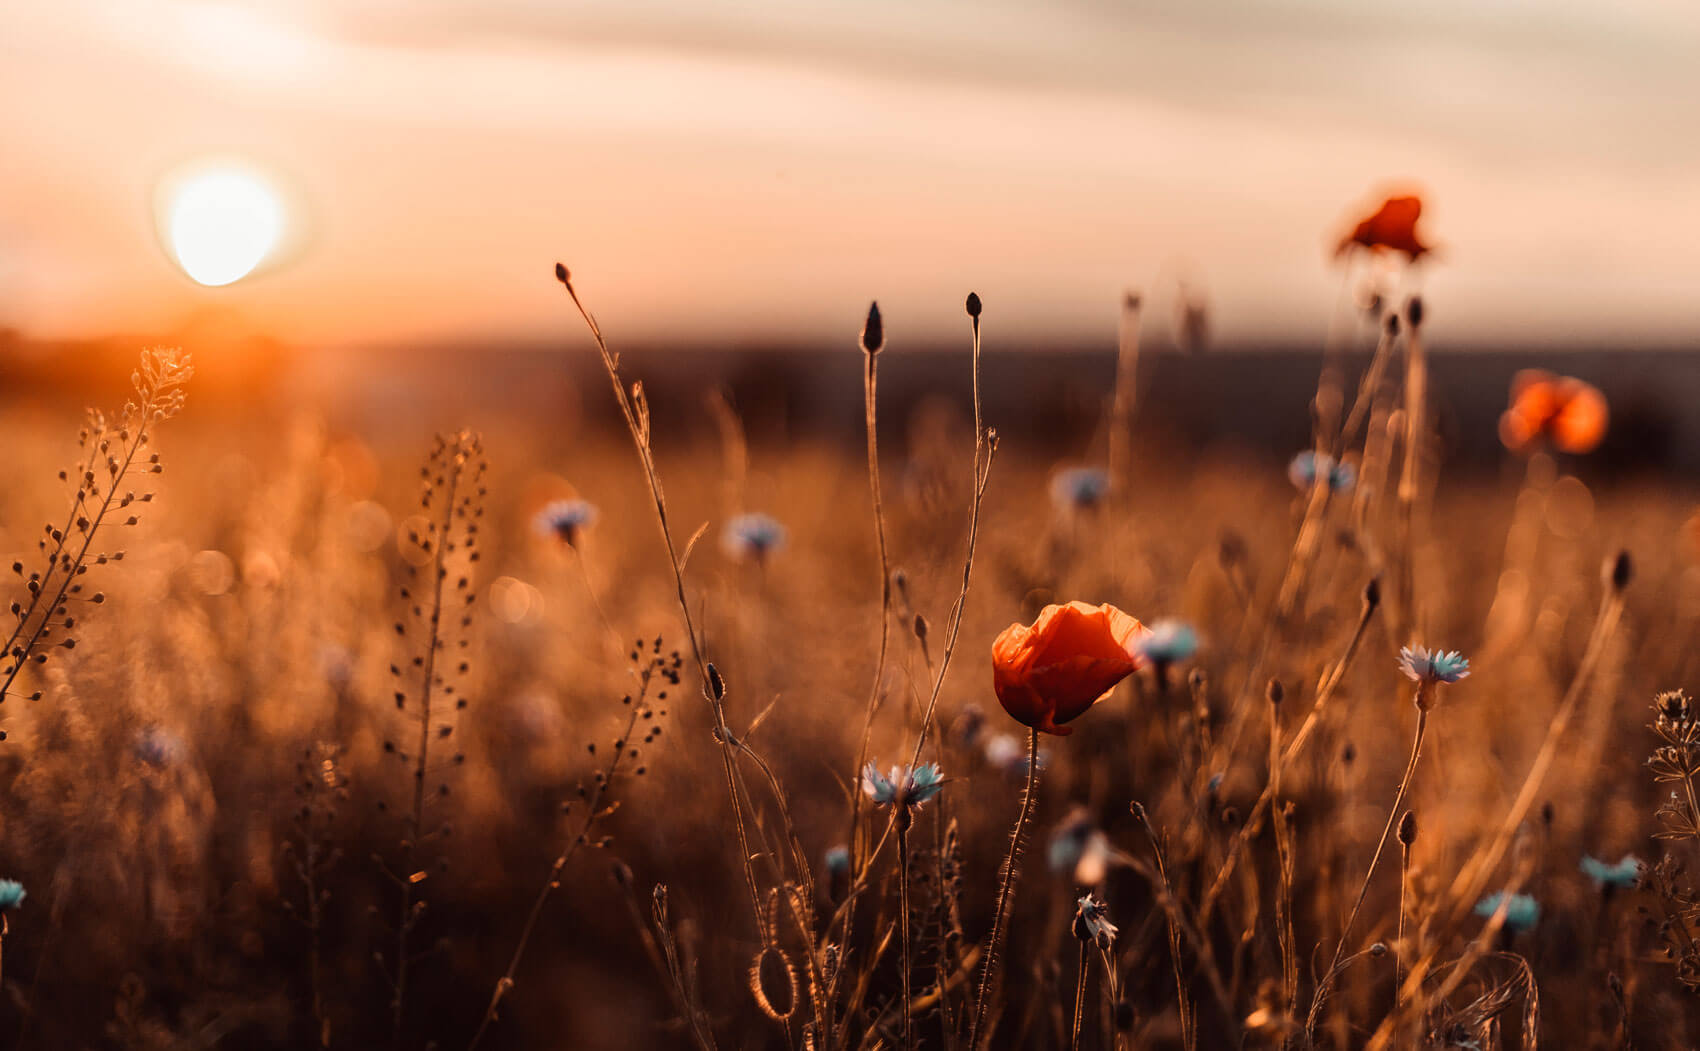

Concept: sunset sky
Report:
left=2, top=1, right=1697, bottom=351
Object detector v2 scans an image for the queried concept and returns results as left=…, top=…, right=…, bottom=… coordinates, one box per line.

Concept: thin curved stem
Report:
left=1070, top=940, right=1090, bottom=1051
left=1309, top=703, right=1428, bottom=1039
left=968, top=727, right=1041, bottom=1050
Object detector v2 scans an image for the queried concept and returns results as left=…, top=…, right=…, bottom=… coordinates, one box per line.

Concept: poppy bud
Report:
left=706, top=662, right=726, bottom=701
left=1406, top=296, right=1424, bottom=328
left=861, top=302, right=884, bottom=354
left=554, top=262, right=571, bottom=286
left=1386, top=313, right=1401, bottom=337
left=1398, top=809, right=1417, bottom=846
left=1364, top=575, right=1382, bottom=611
left=1266, top=679, right=1284, bottom=706
left=966, top=292, right=982, bottom=318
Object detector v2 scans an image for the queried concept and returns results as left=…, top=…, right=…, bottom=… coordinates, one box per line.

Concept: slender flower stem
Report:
left=968, top=727, right=1041, bottom=1050
left=555, top=268, right=766, bottom=936
left=896, top=809, right=914, bottom=1051
left=1394, top=837, right=1413, bottom=1051
left=1070, top=940, right=1090, bottom=1051
left=850, top=340, right=894, bottom=886
left=1313, top=701, right=1429, bottom=1034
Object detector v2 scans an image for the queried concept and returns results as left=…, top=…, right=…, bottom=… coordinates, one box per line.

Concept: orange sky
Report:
left=2, top=1, right=1698, bottom=350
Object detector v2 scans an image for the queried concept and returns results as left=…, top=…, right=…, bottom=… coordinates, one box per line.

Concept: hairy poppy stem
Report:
left=968, top=726, right=1041, bottom=1050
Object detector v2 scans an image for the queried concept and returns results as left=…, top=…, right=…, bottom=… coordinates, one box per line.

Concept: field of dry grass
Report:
left=1, top=297, right=1697, bottom=1050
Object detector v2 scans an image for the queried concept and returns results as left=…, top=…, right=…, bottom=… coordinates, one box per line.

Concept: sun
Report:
left=166, top=167, right=286, bottom=287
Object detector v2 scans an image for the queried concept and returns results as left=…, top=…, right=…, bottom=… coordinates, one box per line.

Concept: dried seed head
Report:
left=861, top=301, right=884, bottom=354
left=1609, top=550, right=1632, bottom=593
left=1398, top=809, right=1417, bottom=846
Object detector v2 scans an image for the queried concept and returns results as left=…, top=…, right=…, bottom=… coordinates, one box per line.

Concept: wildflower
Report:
left=1398, top=646, right=1471, bottom=686
left=1335, top=193, right=1430, bottom=261
left=1137, top=619, right=1199, bottom=666
left=0, top=879, right=23, bottom=911
left=1474, top=891, right=1540, bottom=933
left=1288, top=450, right=1355, bottom=493
left=534, top=498, right=598, bottom=547
left=861, top=762, right=945, bottom=811
left=1498, top=370, right=1608, bottom=455
left=824, top=845, right=851, bottom=878
left=1050, top=467, right=1110, bottom=513
left=1581, top=854, right=1642, bottom=890
left=721, top=512, right=787, bottom=563
left=992, top=601, right=1150, bottom=736
left=1071, top=895, right=1118, bottom=948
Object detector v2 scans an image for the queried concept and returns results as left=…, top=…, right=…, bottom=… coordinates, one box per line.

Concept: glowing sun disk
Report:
left=168, top=169, right=284, bottom=287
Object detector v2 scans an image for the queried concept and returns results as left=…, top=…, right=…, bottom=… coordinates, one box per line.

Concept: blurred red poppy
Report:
left=1498, top=370, right=1608, bottom=454
left=992, top=601, right=1148, bottom=736
left=1336, top=195, right=1430, bottom=261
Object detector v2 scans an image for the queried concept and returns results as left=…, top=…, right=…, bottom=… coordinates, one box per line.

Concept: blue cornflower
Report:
left=1071, top=895, right=1119, bottom=947
left=824, top=845, right=851, bottom=878
left=534, top=499, right=598, bottom=547
left=1474, top=891, right=1540, bottom=933
left=0, top=879, right=24, bottom=911
left=722, top=512, right=787, bottom=563
left=1398, top=646, right=1471, bottom=685
left=1288, top=451, right=1355, bottom=493
left=1581, top=854, right=1642, bottom=890
left=1050, top=467, right=1110, bottom=512
left=1138, top=619, right=1200, bottom=664
left=861, top=762, right=945, bottom=810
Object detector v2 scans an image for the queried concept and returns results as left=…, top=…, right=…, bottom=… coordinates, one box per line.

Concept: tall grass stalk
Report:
left=904, top=293, right=996, bottom=770
left=552, top=264, right=770, bottom=953
left=849, top=301, right=895, bottom=945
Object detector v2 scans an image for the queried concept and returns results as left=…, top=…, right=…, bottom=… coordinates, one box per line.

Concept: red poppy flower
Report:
left=991, top=601, right=1149, bottom=736
left=1336, top=194, right=1430, bottom=261
left=1498, top=370, right=1608, bottom=454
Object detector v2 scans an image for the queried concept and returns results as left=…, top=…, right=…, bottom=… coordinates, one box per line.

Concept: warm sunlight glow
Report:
left=167, top=168, right=285, bottom=287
